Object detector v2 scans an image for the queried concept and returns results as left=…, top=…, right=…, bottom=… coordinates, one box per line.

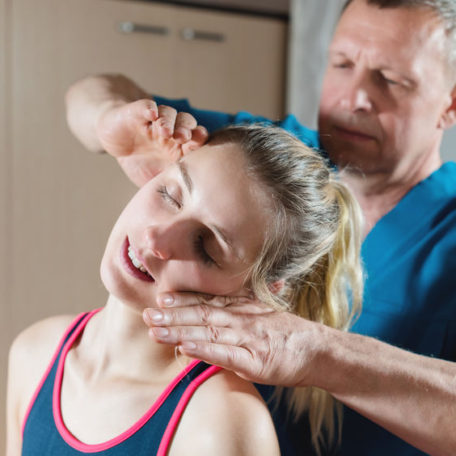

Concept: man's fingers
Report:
left=143, top=101, right=158, bottom=122
left=124, top=99, right=158, bottom=122
left=177, top=342, right=255, bottom=380
left=143, top=305, right=234, bottom=328
left=155, top=105, right=177, bottom=138
left=181, top=126, right=209, bottom=154
left=173, top=112, right=198, bottom=143
left=150, top=325, right=243, bottom=346
left=156, top=292, right=248, bottom=309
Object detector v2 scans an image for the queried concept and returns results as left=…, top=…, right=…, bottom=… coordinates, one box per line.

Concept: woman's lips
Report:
left=121, top=238, right=155, bottom=283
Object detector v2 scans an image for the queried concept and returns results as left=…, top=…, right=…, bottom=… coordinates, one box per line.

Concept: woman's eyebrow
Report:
left=211, top=224, right=234, bottom=253
left=178, top=161, right=193, bottom=194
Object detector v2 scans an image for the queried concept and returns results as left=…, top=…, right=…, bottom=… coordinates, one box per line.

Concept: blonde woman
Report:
left=7, top=103, right=363, bottom=456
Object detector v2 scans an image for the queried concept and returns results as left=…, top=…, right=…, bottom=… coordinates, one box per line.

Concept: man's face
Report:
left=318, top=0, right=455, bottom=178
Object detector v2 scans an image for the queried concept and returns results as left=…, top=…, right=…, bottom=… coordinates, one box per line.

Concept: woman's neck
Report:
left=73, top=295, right=185, bottom=385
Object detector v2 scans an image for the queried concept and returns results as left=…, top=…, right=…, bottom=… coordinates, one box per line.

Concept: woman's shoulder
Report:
left=8, top=314, right=79, bottom=420
left=11, top=313, right=79, bottom=364
left=169, top=367, right=280, bottom=456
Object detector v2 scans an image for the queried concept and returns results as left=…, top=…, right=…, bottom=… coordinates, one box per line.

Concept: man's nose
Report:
left=340, top=74, right=373, bottom=113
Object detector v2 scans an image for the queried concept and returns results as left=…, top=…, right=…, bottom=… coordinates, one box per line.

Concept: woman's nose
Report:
left=143, top=224, right=174, bottom=260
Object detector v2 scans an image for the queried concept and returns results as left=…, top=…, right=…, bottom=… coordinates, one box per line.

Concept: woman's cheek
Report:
left=157, top=263, right=228, bottom=295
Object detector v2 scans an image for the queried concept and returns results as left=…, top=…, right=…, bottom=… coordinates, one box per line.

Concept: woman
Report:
left=7, top=105, right=363, bottom=456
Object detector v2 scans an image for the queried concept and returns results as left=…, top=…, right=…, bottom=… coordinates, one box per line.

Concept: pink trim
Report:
left=52, top=315, right=203, bottom=453
left=21, top=312, right=89, bottom=437
left=157, top=365, right=222, bottom=456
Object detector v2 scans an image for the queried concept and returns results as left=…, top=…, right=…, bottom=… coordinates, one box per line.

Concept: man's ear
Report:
left=438, top=86, right=456, bottom=129
left=268, top=279, right=285, bottom=295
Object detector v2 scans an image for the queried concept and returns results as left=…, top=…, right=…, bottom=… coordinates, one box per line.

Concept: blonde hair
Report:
left=209, top=124, right=364, bottom=454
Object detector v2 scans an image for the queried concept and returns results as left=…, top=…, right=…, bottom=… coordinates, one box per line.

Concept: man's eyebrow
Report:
left=178, top=161, right=193, bottom=194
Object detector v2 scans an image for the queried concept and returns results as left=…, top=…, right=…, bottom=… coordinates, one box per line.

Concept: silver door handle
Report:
left=180, top=27, right=225, bottom=42
left=118, top=21, right=169, bottom=36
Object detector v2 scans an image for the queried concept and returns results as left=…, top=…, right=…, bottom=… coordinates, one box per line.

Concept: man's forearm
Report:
left=65, top=74, right=149, bottom=152
left=316, top=326, right=456, bottom=456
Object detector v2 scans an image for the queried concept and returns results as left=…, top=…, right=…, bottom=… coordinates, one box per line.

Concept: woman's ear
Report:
left=268, top=279, right=285, bottom=295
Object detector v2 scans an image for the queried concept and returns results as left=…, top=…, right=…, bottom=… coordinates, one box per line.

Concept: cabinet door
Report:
left=172, top=7, right=287, bottom=118
left=9, top=0, right=147, bottom=334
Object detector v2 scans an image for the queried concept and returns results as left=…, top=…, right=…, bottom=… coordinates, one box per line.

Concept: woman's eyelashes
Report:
left=157, top=185, right=181, bottom=209
left=194, top=235, right=216, bottom=267
left=157, top=184, right=217, bottom=267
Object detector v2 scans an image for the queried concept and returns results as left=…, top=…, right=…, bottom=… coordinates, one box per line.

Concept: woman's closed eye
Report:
left=194, top=234, right=216, bottom=267
left=157, top=185, right=181, bottom=209
left=158, top=185, right=217, bottom=267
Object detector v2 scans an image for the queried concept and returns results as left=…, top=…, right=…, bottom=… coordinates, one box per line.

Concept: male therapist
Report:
left=66, top=1, right=456, bottom=454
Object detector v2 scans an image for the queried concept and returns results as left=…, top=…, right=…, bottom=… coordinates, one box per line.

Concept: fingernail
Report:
left=145, top=309, right=164, bottom=323
left=180, top=341, right=196, bottom=350
left=152, top=327, right=169, bottom=338
left=159, top=294, right=174, bottom=307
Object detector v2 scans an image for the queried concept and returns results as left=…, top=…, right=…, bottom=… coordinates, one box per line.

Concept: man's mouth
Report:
left=334, top=126, right=376, bottom=141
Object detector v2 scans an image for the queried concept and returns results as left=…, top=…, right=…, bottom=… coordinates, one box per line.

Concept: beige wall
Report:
left=1, top=0, right=11, bottom=448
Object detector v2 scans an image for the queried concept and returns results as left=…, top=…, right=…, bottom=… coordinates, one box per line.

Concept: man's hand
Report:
left=142, top=293, right=323, bottom=387
left=96, top=100, right=208, bottom=187
left=65, top=74, right=209, bottom=187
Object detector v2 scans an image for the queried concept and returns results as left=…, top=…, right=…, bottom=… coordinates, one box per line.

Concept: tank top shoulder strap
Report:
left=157, top=360, right=222, bottom=455
left=21, top=310, right=98, bottom=436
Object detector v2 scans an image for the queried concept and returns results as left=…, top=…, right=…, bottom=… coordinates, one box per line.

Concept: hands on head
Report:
left=96, top=99, right=209, bottom=187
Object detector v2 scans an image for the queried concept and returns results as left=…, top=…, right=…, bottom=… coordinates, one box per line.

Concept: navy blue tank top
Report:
left=22, top=310, right=221, bottom=455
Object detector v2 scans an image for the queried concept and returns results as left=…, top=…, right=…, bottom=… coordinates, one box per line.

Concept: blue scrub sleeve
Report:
left=152, top=95, right=320, bottom=149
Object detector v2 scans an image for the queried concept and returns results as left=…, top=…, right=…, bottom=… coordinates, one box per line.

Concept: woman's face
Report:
left=100, top=142, right=272, bottom=308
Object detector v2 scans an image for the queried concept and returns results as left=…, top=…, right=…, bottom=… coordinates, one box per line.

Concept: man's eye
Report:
left=332, top=60, right=351, bottom=69
left=157, top=185, right=181, bottom=209
left=380, top=73, right=399, bottom=86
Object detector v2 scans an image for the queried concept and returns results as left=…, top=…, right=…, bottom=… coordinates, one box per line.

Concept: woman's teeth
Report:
left=128, top=245, right=151, bottom=276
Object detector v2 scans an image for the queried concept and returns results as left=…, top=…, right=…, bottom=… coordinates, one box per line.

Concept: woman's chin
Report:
left=100, top=263, right=157, bottom=310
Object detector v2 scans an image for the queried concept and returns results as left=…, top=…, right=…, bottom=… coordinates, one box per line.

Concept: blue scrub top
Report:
left=153, top=96, right=456, bottom=456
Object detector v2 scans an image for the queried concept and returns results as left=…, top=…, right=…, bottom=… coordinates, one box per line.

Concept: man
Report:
left=65, top=0, right=456, bottom=454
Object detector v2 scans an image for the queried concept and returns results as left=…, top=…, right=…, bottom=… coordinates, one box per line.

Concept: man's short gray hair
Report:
left=343, top=0, right=456, bottom=75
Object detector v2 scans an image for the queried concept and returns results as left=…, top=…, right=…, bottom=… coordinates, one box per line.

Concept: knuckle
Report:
left=207, top=325, right=220, bottom=344
left=198, top=294, right=211, bottom=305
left=199, top=304, right=212, bottom=325
left=174, top=327, right=185, bottom=341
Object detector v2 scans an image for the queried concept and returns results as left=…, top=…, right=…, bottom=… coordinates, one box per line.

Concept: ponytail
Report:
left=283, top=176, right=364, bottom=454
left=208, top=124, right=364, bottom=455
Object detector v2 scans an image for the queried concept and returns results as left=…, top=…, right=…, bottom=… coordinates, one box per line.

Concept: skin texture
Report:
left=6, top=140, right=280, bottom=456
left=60, top=1, right=456, bottom=455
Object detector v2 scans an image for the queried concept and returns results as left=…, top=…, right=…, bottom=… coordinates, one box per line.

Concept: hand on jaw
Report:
left=142, top=293, right=324, bottom=388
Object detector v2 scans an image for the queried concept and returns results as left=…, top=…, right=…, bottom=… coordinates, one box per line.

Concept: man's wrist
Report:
left=296, top=321, right=348, bottom=393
